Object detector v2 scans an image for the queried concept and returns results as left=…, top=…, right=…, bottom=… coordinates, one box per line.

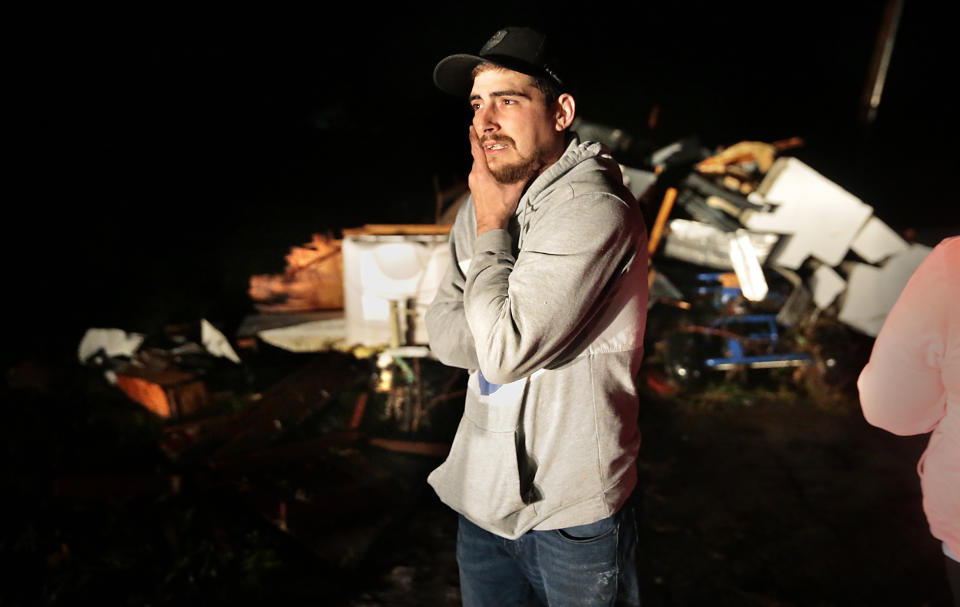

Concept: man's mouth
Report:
left=482, top=137, right=513, bottom=153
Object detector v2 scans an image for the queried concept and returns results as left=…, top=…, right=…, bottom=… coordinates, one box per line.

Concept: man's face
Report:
left=469, top=67, right=564, bottom=185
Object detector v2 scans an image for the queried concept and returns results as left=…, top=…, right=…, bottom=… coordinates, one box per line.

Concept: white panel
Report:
left=77, top=328, right=144, bottom=363
left=258, top=318, right=346, bottom=353
left=838, top=244, right=932, bottom=336
left=850, top=216, right=908, bottom=264
left=808, top=265, right=846, bottom=310
left=745, top=157, right=873, bottom=268
left=343, top=235, right=450, bottom=346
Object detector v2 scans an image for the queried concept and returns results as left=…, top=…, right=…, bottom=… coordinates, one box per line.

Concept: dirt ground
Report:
left=4, top=350, right=954, bottom=606
left=333, top=387, right=953, bottom=607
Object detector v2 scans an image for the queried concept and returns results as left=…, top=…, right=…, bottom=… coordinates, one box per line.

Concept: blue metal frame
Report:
left=703, top=314, right=811, bottom=370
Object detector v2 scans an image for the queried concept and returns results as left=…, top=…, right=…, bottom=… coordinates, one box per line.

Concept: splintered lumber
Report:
left=648, top=187, right=678, bottom=257
left=341, top=224, right=451, bottom=236
left=250, top=233, right=343, bottom=312
left=115, top=368, right=208, bottom=418
left=696, top=141, right=777, bottom=174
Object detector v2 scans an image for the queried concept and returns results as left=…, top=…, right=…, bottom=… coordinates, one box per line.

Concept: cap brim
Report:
left=434, top=53, right=564, bottom=98
left=433, top=54, right=486, bottom=97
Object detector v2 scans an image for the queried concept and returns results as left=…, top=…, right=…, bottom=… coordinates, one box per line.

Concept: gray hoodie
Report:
left=425, top=136, right=649, bottom=539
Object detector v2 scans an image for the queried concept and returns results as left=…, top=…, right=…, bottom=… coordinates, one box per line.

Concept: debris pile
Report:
left=76, top=312, right=464, bottom=569
left=613, top=135, right=934, bottom=390
left=61, top=127, right=945, bottom=596
left=240, top=224, right=451, bottom=354
left=78, top=320, right=243, bottom=419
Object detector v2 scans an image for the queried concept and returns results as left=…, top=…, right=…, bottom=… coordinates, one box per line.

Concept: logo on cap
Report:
left=480, top=29, right=507, bottom=54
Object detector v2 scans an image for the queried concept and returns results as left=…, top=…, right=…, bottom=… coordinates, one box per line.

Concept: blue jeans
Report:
left=456, top=505, right=640, bottom=606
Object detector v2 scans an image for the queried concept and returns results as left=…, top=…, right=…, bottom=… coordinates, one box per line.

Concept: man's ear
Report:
left=554, top=93, right=576, bottom=131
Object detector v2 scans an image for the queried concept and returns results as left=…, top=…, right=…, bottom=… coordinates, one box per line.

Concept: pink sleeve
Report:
left=857, top=238, right=957, bottom=436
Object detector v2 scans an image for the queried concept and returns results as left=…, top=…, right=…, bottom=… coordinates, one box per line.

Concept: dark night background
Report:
left=5, top=4, right=959, bottom=605
left=10, top=3, right=953, bottom=361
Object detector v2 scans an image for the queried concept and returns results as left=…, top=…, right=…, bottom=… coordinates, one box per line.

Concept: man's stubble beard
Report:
left=484, top=136, right=548, bottom=185
left=490, top=154, right=545, bottom=185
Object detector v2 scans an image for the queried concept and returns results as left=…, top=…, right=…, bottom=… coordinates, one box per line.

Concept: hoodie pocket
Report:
left=428, top=375, right=530, bottom=523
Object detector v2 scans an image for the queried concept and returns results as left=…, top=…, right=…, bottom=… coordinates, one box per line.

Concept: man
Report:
left=425, top=26, right=649, bottom=606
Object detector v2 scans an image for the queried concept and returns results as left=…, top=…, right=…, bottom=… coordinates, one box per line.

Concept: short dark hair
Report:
left=471, top=62, right=562, bottom=107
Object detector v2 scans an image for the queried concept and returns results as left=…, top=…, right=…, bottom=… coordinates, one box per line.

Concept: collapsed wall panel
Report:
left=837, top=243, right=932, bottom=336
left=746, top=158, right=873, bottom=269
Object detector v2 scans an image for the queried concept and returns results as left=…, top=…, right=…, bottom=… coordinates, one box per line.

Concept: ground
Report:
left=4, top=347, right=953, bottom=606
left=332, top=386, right=952, bottom=607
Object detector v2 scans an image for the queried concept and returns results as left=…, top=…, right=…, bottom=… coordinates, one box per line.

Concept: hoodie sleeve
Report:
left=425, top=200, right=480, bottom=370
left=463, top=190, right=644, bottom=385
left=857, top=238, right=957, bottom=435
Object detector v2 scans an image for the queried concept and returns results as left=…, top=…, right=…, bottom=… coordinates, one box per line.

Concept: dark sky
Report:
left=10, top=3, right=954, bottom=356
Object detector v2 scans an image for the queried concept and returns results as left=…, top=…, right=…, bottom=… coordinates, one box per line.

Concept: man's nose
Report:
left=474, top=105, right=499, bottom=133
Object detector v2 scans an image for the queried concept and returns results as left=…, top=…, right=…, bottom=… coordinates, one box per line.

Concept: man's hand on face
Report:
left=468, top=125, right=527, bottom=236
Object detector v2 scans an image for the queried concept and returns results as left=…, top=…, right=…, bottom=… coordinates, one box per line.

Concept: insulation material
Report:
left=78, top=328, right=144, bottom=363
left=850, top=216, right=908, bottom=264
left=745, top=158, right=873, bottom=268
left=342, top=235, right=450, bottom=346
left=662, top=219, right=779, bottom=269
left=201, top=319, right=241, bottom=364
left=838, top=244, right=932, bottom=336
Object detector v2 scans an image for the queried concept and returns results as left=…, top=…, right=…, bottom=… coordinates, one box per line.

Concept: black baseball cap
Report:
left=433, top=26, right=567, bottom=97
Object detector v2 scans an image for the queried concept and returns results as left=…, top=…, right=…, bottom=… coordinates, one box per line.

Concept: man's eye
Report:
left=471, top=103, right=481, bottom=111
left=502, top=99, right=516, bottom=105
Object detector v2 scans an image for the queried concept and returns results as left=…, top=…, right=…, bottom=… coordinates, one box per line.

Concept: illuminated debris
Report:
left=663, top=219, right=779, bottom=270
left=850, top=216, right=908, bottom=264
left=256, top=316, right=347, bottom=353
left=809, top=265, right=846, bottom=310
left=728, top=230, right=768, bottom=302
left=743, top=157, right=873, bottom=269
left=697, top=140, right=778, bottom=175
left=342, top=225, right=451, bottom=347
left=837, top=244, right=932, bottom=336
left=77, top=328, right=144, bottom=364
left=201, top=318, right=241, bottom=364
left=115, top=367, right=209, bottom=418
left=644, top=136, right=929, bottom=339
left=78, top=320, right=242, bottom=417
left=249, top=233, right=344, bottom=312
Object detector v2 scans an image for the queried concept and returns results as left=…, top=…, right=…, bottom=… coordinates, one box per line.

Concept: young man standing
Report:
left=426, top=27, right=649, bottom=606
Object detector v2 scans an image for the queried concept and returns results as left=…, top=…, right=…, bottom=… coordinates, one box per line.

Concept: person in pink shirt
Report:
left=858, top=236, right=959, bottom=605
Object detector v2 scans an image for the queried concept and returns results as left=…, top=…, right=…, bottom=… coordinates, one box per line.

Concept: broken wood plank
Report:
left=115, top=368, right=208, bottom=418
left=341, top=224, right=451, bottom=236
